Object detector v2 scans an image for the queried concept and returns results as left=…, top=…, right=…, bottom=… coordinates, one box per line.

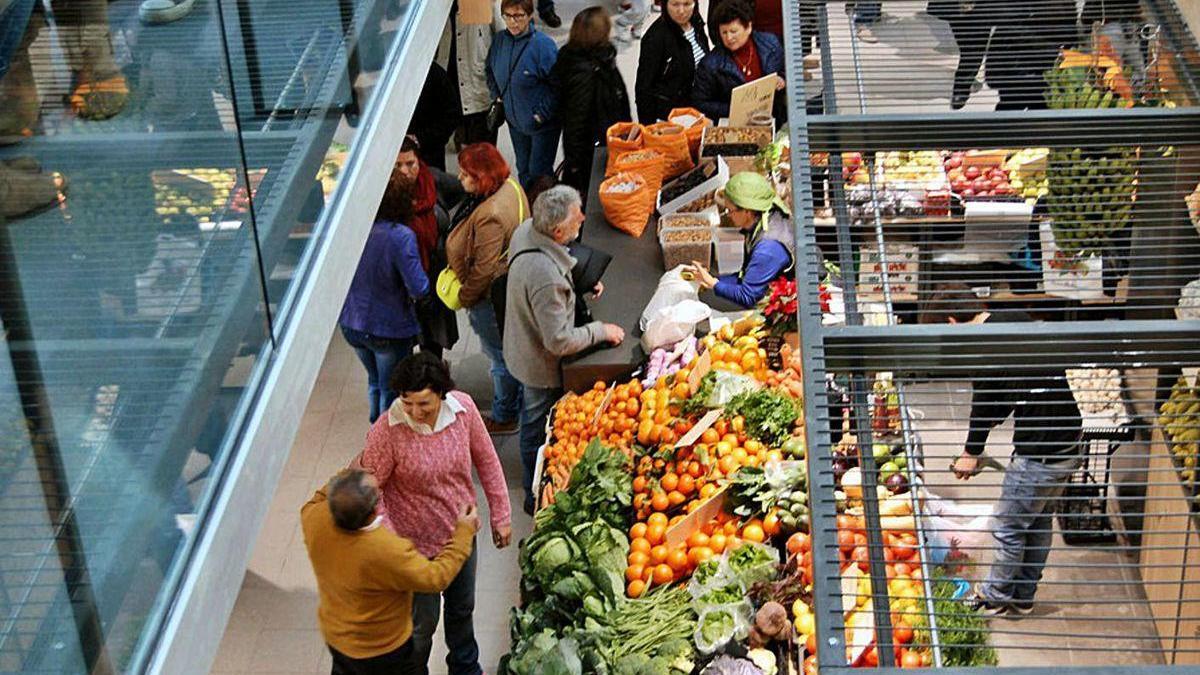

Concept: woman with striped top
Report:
left=634, top=0, right=710, bottom=124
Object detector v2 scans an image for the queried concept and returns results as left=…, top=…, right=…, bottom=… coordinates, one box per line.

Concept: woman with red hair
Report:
left=445, top=143, right=530, bottom=433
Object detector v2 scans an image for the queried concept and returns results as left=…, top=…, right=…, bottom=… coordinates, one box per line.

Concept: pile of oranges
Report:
left=625, top=511, right=774, bottom=597
left=542, top=379, right=645, bottom=506
left=702, top=334, right=770, bottom=380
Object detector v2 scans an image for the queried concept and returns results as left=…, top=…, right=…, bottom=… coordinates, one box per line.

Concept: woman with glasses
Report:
left=693, top=0, right=786, bottom=123
left=684, top=171, right=793, bottom=308
left=486, top=0, right=560, bottom=188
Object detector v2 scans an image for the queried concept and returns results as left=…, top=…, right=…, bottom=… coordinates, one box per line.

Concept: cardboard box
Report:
left=857, top=243, right=919, bottom=301
left=699, top=126, right=773, bottom=162
left=1039, top=221, right=1105, bottom=301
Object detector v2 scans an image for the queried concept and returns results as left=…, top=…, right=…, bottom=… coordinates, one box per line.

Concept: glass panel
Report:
left=0, top=0, right=271, bottom=671
left=228, top=0, right=416, bottom=328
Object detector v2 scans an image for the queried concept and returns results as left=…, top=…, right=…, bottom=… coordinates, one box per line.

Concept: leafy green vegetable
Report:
left=536, top=439, right=632, bottom=531
left=699, top=610, right=736, bottom=644
left=930, top=571, right=999, bottom=667
left=724, top=389, right=801, bottom=447
left=503, top=630, right=584, bottom=675
left=680, top=372, right=717, bottom=416
left=693, top=558, right=723, bottom=587
left=698, top=584, right=743, bottom=607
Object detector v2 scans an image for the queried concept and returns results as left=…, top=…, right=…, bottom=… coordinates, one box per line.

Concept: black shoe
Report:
left=1009, top=600, right=1034, bottom=616
left=951, top=92, right=970, bottom=110
left=539, top=8, right=562, bottom=28
left=482, top=414, right=518, bottom=435
left=523, top=498, right=536, bottom=516
left=966, top=592, right=1010, bottom=617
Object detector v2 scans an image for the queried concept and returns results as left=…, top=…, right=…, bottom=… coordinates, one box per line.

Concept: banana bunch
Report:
left=1045, top=145, right=1137, bottom=257
left=1044, top=66, right=1121, bottom=110
left=1159, top=376, right=1200, bottom=484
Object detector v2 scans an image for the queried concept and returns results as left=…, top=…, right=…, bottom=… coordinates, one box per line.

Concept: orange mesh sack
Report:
left=643, top=122, right=695, bottom=180
left=599, top=172, right=655, bottom=238
left=605, top=122, right=645, bottom=175
left=613, top=149, right=666, bottom=195
left=668, top=107, right=712, bottom=160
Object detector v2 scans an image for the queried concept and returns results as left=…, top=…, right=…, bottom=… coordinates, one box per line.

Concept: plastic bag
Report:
left=614, top=149, right=666, bottom=195
left=605, top=122, right=644, bottom=175
left=644, top=122, right=695, bottom=180
left=598, top=172, right=655, bottom=237
left=640, top=266, right=700, bottom=331
left=642, top=299, right=711, bottom=352
left=668, top=107, right=713, bottom=161
left=920, top=486, right=994, bottom=565
left=694, top=603, right=753, bottom=655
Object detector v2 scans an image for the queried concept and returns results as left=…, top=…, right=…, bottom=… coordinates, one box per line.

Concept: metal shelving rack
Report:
left=785, top=0, right=1200, bottom=671
left=0, top=0, right=388, bottom=670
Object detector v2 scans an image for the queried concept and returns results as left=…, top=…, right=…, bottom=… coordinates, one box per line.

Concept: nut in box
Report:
left=660, top=225, right=713, bottom=270
left=658, top=212, right=717, bottom=235
left=699, top=126, right=773, bottom=159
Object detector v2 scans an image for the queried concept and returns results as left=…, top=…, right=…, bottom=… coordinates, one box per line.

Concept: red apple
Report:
left=952, top=178, right=969, bottom=193
left=945, top=156, right=963, bottom=170
left=994, top=181, right=1011, bottom=194
left=973, top=177, right=991, bottom=192
left=961, top=187, right=976, bottom=197
left=988, top=168, right=1007, bottom=181
left=965, top=165, right=981, bottom=180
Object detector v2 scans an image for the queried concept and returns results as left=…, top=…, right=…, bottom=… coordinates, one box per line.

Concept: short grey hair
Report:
left=327, top=469, right=378, bottom=530
left=532, top=185, right=582, bottom=237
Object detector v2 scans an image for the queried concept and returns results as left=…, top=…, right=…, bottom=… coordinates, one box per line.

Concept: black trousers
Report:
left=329, top=639, right=413, bottom=675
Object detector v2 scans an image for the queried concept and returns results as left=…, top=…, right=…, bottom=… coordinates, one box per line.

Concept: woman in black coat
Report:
left=551, top=6, right=632, bottom=196
left=635, top=0, right=710, bottom=124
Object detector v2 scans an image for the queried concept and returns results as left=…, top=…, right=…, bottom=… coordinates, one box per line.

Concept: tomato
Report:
left=893, top=621, right=914, bottom=645
left=650, top=545, right=669, bottom=565
left=892, top=541, right=917, bottom=561
left=630, top=522, right=647, bottom=540
left=837, top=529, right=856, bottom=554
left=625, top=564, right=645, bottom=582
left=651, top=492, right=670, bottom=512
left=901, top=650, right=923, bottom=669
left=627, top=579, right=646, bottom=597
left=787, top=532, right=812, bottom=556
left=686, top=531, right=710, bottom=549
left=647, top=511, right=668, bottom=528
left=627, top=551, right=649, bottom=567
left=687, top=546, right=714, bottom=566
left=631, top=538, right=651, bottom=555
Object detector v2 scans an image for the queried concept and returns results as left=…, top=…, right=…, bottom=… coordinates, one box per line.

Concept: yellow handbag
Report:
left=436, top=178, right=525, bottom=311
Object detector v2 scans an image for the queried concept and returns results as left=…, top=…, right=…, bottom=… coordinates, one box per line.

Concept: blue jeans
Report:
left=853, top=1, right=881, bottom=25
left=518, top=384, right=562, bottom=511
left=340, top=325, right=416, bottom=423
left=406, top=541, right=480, bottom=675
left=508, top=125, right=560, bottom=189
left=467, top=300, right=522, bottom=423
left=0, top=0, right=35, bottom=79
left=980, top=454, right=1080, bottom=605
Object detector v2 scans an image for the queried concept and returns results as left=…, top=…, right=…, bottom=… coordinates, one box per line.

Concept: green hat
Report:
left=723, top=171, right=790, bottom=216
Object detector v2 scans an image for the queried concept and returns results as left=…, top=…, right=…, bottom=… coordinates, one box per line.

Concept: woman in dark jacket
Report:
left=337, top=169, right=431, bottom=423
left=551, top=7, right=632, bottom=196
left=635, top=0, right=710, bottom=124
left=693, top=0, right=787, bottom=123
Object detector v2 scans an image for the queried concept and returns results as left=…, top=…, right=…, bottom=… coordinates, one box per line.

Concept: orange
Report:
left=628, top=550, right=650, bottom=567
left=667, top=548, right=690, bottom=572
left=660, top=473, right=679, bottom=492
left=650, top=544, right=669, bottom=565
left=631, top=538, right=651, bottom=554
left=671, top=382, right=690, bottom=400
left=651, top=492, right=670, bottom=512
left=743, top=523, right=766, bottom=543
left=632, top=476, right=648, bottom=494
left=594, top=381, right=607, bottom=391
left=700, top=428, right=720, bottom=444
left=647, top=512, right=668, bottom=528
left=652, top=564, right=675, bottom=586
left=709, top=532, right=728, bottom=553
left=732, top=447, right=749, bottom=464
left=626, top=564, right=645, bottom=582
left=628, top=523, right=645, bottom=543
left=627, top=578, right=646, bottom=598
left=763, top=511, right=782, bottom=537
left=686, top=531, right=710, bottom=549
left=677, top=474, right=696, bottom=496
left=723, top=520, right=740, bottom=535
left=667, top=490, right=687, bottom=507
left=687, top=546, right=715, bottom=566
left=699, top=483, right=717, bottom=499
left=743, top=439, right=762, bottom=454
left=718, top=456, right=738, bottom=476
left=646, top=523, right=666, bottom=546
left=669, top=515, right=685, bottom=526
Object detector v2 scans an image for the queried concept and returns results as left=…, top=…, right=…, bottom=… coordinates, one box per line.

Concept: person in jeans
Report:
left=337, top=170, right=431, bottom=422
left=445, top=143, right=530, bottom=433
left=486, top=0, right=560, bottom=188
left=504, top=186, right=625, bottom=513
left=355, top=353, right=512, bottom=675
left=943, top=289, right=1083, bottom=617
left=301, top=469, right=479, bottom=675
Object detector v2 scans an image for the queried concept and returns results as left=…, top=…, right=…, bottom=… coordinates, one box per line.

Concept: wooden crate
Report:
left=1140, top=427, right=1199, bottom=663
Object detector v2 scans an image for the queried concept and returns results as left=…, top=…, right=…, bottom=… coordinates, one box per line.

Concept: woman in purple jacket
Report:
left=338, top=168, right=432, bottom=422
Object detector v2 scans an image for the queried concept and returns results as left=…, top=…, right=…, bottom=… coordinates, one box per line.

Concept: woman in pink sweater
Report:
left=357, top=352, right=512, bottom=675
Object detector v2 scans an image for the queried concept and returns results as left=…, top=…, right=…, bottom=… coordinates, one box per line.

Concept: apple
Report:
left=994, top=181, right=1011, bottom=194
left=844, top=152, right=863, bottom=171
left=964, top=165, right=981, bottom=180
left=945, top=156, right=963, bottom=170
left=973, top=177, right=991, bottom=192
left=988, top=168, right=1007, bottom=181
left=952, top=178, right=969, bottom=193
left=948, top=168, right=964, bottom=182
left=961, top=187, right=976, bottom=197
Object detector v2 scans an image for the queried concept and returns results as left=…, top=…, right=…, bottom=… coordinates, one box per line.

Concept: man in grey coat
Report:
left=504, top=185, right=624, bottom=514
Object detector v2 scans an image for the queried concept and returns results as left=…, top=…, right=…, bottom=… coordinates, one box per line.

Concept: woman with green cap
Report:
left=685, top=171, right=794, bottom=308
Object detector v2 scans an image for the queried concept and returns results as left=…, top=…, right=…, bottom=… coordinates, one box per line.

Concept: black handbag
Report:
left=487, top=40, right=531, bottom=134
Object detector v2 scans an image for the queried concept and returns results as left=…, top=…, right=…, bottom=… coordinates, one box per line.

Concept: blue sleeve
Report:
left=692, top=57, right=729, bottom=121
left=532, top=35, right=559, bottom=123
left=486, top=38, right=500, bottom=99
left=392, top=229, right=431, bottom=299
left=713, top=240, right=790, bottom=308
left=762, top=33, right=786, bottom=78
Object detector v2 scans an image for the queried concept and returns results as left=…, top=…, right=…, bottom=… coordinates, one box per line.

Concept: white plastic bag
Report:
left=640, top=266, right=700, bottom=331
left=920, top=486, right=994, bottom=565
left=641, top=299, right=711, bottom=352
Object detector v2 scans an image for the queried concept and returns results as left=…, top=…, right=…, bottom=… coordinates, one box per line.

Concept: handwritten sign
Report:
left=857, top=243, right=919, bottom=300
left=1184, top=367, right=1199, bottom=390
left=728, top=74, right=778, bottom=127
left=458, top=0, right=492, bottom=25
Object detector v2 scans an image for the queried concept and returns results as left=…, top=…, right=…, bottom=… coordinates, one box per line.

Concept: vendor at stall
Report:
left=684, top=171, right=794, bottom=309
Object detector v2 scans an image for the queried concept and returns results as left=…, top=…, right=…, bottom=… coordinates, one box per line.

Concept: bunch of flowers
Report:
left=760, top=277, right=798, bottom=337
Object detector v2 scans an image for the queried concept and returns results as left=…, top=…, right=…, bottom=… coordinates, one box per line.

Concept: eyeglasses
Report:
left=502, top=12, right=529, bottom=21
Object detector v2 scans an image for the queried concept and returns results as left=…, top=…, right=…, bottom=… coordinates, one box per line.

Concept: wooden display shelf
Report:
left=1140, top=427, right=1200, bottom=664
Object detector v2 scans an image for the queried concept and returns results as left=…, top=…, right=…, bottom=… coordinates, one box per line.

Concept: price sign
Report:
left=728, top=74, right=778, bottom=127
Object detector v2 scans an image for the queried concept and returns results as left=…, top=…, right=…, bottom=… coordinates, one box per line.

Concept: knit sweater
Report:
left=300, top=487, right=474, bottom=658
left=360, top=391, right=511, bottom=558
